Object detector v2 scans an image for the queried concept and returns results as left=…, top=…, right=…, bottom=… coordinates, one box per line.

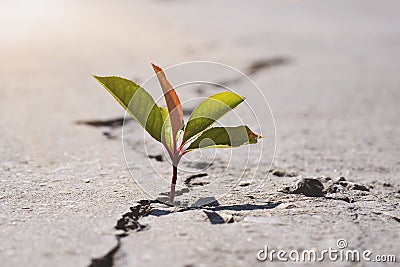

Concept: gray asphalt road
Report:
left=1, top=0, right=399, bottom=266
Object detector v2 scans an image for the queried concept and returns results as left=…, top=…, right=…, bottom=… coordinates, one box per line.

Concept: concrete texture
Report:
left=1, top=0, right=399, bottom=266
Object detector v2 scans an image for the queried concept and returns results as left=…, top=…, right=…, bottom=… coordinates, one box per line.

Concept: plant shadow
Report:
left=210, top=202, right=281, bottom=212
left=148, top=197, right=281, bottom=219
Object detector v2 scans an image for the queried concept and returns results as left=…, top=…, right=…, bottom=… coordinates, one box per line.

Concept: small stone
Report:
left=148, top=154, right=163, bottom=162
left=83, top=179, right=90, bottom=183
left=337, top=176, right=346, bottom=182
left=282, top=178, right=325, bottom=197
left=270, top=168, right=297, bottom=177
left=102, top=131, right=116, bottom=139
left=271, top=169, right=286, bottom=177
left=383, top=182, right=392, bottom=187
left=326, top=193, right=353, bottom=203
left=239, top=181, right=251, bottom=187
left=348, top=183, right=369, bottom=192
left=326, top=183, right=345, bottom=194
left=277, top=203, right=298, bottom=209
left=323, top=176, right=332, bottom=182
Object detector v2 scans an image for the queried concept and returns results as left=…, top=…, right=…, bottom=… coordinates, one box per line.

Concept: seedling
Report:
left=94, top=64, right=262, bottom=204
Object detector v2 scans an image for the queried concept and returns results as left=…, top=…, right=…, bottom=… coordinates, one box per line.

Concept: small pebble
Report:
left=282, top=178, right=325, bottom=197
left=271, top=169, right=286, bottom=177
left=239, top=181, right=251, bottom=187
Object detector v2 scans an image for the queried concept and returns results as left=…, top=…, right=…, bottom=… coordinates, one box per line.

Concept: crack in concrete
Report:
left=184, top=173, right=209, bottom=187
left=88, top=173, right=378, bottom=266
left=88, top=200, right=154, bottom=267
left=76, top=118, right=125, bottom=128
left=87, top=199, right=280, bottom=266
left=115, top=200, right=152, bottom=233
left=88, top=239, right=121, bottom=267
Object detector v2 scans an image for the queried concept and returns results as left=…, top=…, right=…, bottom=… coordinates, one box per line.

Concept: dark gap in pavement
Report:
left=88, top=239, right=120, bottom=267
left=211, top=202, right=281, bottom=212
left=148, top=154, right=164, bottom=162
left=215, top=56, right=291, bottom=87
left=76, top=117, right=125, bottom=128
left=88, top=200, right=280, bottom=266
left=184, top=173, right=209, bottom=187
left=88, top=200, right=153, bottom=267
left=115, top=200, right=152, bottom=232
left=246, top=57, right=290, bottom=76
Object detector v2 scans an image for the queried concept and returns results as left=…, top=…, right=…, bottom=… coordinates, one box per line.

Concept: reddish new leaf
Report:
left=151, top=63, right=183, bottom=152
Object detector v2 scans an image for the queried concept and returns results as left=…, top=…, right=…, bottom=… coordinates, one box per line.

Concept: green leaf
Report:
left=93, top=76, right=163, bottom=142
left=159, top=106, right=173, bottom=151
left=186, top=126, right=262, bottom=151
left=182, top=92, right=245, bottom=144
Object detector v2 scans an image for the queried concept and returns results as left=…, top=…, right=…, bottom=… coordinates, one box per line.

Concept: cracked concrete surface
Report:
left=1, top=0, right=400, bottom=266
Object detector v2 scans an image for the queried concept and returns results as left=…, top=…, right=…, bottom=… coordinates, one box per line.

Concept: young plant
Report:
left=94, top=64, right=262, bottom=204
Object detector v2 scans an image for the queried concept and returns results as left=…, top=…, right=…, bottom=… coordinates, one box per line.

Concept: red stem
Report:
left=169, top=138, right=187, bottom=204
left=169, top=164, right=178, bottom=204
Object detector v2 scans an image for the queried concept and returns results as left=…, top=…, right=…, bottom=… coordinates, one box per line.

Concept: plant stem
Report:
left=169, top=164, right=178, bottom=204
